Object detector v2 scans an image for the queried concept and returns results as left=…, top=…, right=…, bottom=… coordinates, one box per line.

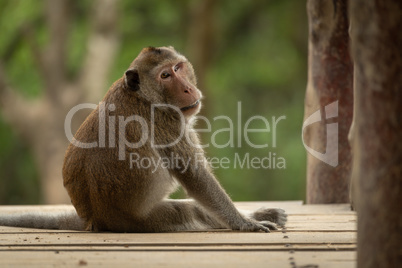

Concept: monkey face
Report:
left=157, top=61, right=202, bottom=117
left=124, top=46, right=202, bottom=119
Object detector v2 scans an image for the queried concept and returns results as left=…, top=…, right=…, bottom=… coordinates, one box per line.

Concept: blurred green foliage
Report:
left=0, top=0, right=307, bottom=204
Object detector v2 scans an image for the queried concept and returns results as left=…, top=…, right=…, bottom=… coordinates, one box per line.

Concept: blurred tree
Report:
left=0, top=0, right=308, bottom=204
left=185, top=0, right=217, bottom=95
left=349, top=0, right=402, bottom=266
left=304, top=0, right=353, bottom=203
left=0, top=0, right=119, bottom=203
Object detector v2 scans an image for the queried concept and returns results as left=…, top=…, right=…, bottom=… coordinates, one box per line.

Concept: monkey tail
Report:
left=0, top=210, right=85, bottom=231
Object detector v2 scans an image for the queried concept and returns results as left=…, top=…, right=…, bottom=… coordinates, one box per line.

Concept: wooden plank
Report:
left=0, top=203, right=354, bottom=217
left=236, top=202, right=354, bottom=215
left=0, top=231, right=356, bottom=246
left=0, top=205, right=76, bottom=214
left=0, top=244, right=356, bottom=252
left=286, top=215, right=357, bottom=231
left=289, top=214, right=356, bottom=222
left=0, top=251, right=356, bottom=268
left=0, top=217, right=357, bottom=233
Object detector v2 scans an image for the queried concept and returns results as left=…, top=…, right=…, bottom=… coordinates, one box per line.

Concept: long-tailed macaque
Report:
left=0, top=46, right=286, bottom=232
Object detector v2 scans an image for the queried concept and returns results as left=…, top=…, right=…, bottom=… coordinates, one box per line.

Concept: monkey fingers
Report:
left=236, top=219, right=271, bottom=233
left=258, top=220, right=278, bottom=231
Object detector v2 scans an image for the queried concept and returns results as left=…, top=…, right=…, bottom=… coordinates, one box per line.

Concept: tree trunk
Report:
left=303, top=0, right=353, bottom=203
left=349, top=0, right=402, bottom=267
left=186, top=0, right=217, bottom=96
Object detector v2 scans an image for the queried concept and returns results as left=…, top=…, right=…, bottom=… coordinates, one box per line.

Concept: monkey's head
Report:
left=124, top=46, right=202, bottom=119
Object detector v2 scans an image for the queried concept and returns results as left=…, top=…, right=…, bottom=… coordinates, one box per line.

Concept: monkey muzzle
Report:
left=181, top=100, right=200, bottom=112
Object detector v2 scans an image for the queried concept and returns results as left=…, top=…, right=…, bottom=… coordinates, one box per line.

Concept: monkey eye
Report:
left=161, top=72, right=170, bottom=79
left=174, top=64, right=180, bottom=72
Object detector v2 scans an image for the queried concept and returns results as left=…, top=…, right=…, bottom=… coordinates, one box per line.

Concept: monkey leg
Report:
left=131, top=199, right=227, bottom=232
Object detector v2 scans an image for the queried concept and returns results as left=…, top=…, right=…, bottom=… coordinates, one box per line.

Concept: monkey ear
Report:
left=125, top=69, right=140, bottom=91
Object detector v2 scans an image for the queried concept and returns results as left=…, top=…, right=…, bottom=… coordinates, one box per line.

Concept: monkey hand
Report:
left=229, top=217, right=276, bottom=233
left=250, top=207, right=287, bottom=228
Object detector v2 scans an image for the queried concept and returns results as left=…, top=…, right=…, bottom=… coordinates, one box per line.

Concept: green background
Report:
left=0, top=0, right=308, bottom=204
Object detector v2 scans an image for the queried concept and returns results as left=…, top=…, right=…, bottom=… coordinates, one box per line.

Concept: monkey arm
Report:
left=169, top=152, right=272, bottom=232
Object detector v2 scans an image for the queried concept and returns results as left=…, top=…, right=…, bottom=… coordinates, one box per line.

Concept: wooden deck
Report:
left=0, top=201, right=356, bottom=267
